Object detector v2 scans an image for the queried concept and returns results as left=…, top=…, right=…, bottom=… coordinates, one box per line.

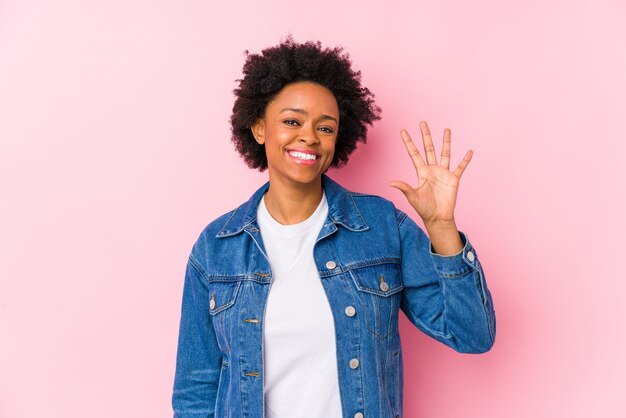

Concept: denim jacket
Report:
left=172, top=173, right=496, bottom=418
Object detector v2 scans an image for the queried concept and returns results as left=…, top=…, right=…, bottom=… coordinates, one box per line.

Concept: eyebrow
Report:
left=279, top=107, right=338, bottom=123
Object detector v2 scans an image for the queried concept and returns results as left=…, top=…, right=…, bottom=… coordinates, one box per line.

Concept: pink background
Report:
left=1, top=1, right=625, bottom=417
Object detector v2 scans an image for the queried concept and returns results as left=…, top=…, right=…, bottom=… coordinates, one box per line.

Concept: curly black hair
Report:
left=230, top=36, right=382, bottom=171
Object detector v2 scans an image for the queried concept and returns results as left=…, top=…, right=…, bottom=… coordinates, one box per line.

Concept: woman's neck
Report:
left=263, top=175, right=324, bottom=225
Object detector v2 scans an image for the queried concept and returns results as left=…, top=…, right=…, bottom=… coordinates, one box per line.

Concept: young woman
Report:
left=172, top=37, right=496, bottom=418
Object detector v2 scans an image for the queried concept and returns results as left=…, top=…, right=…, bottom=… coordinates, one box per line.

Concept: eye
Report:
left=319, top=126, right=335, bottom=134
left=283, top=119, right=300, bottom=126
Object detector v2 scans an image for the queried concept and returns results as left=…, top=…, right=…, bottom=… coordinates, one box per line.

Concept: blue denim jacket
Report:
left=172, top=173, right=496, bottom=418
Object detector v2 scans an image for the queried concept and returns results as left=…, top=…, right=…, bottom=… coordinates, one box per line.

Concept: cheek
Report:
left=269, top=129, right=293, bottom=148
left=264, top=128, right=287, bottom=147
left=323, top=142, right=336, bottom=166
left=326, top=138, right=337, bottom=155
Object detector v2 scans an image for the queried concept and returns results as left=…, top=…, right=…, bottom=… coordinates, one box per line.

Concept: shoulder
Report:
left=345, top=189, right=408, bottom=226
left=202, top=208, right=239, bottom=237
left=188, top=206, right=241, bottom=259
left=350, top=190, right=394, bottom=211
left=346, top=189, right=426, bottom=248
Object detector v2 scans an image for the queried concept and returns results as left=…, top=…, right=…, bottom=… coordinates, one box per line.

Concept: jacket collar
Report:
left=216, top=173, right=369, bottom=238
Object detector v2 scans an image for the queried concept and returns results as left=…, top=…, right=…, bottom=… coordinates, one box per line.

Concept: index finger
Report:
left=400, top=129, right=426, bottom=178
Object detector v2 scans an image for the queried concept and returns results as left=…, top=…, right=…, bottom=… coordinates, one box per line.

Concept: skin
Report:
left=252, top=81, right=472, bottom=255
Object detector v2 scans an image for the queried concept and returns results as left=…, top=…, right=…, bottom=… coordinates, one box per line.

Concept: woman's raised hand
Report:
left=389, top=121, right=473, bottom=226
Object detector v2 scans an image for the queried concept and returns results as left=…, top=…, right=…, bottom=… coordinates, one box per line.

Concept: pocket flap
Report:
left=350, top=262, right=403, bottom=297
left=208, top=280, right=242, bottom=315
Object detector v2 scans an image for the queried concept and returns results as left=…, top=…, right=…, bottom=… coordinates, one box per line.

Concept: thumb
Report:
left=388, top=180, right=412, bottom=197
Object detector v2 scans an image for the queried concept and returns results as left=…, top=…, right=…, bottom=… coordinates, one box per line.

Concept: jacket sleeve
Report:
left=396, top=208, right=496, bottom=353
left=172, top=252, right=222, bottom=417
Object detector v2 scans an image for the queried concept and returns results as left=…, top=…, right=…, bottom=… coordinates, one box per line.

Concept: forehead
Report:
left=267, top=81, right=338, bottom=114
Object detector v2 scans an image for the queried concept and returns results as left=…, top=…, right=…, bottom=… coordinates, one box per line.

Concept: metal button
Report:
left=467, top=251, right=475, bottom=262
left=379, top=281, right=389, bottom=292
left=325, top=260, right=337, bottom=269
left=345, top=306, right=356, bottom=317
left=349, top=358, right=360, bottom=369
left=354, top=413, right=364, bottom=418
left=209, top=299, right=216, bottom=310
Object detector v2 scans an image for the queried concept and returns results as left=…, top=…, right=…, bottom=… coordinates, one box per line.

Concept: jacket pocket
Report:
left=208, top=279, right=242, bottom=353
left=349, top=262, right=403, bottom=339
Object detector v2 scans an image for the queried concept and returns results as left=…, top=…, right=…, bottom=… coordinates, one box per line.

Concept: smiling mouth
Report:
left=287, top=150, right=319, bottom=161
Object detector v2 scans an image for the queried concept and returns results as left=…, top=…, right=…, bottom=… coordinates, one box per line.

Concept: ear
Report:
left=250, top=118, right=265, bottom=145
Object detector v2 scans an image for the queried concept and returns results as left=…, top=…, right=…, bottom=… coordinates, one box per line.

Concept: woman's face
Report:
left=251, top=81, right=339, bottom=188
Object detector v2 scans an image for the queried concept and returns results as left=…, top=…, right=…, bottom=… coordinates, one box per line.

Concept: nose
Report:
left=298, top=123, right=320, bottom=144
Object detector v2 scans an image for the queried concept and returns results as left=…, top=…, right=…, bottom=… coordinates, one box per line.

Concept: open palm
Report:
left=389, top=121, right=473, bottom=224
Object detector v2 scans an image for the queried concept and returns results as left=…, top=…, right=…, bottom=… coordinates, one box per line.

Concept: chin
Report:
left=291, top=173, right=322, bottom=184
left=282, top=169, right=323, bottom=185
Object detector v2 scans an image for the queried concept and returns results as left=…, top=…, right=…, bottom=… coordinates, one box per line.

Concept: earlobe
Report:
left=251, top=119, right=265, bottom=145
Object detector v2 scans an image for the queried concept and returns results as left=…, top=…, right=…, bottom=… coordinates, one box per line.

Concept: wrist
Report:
left=424, top=218, right=457, bottom=231
left=424, top=220, right=463, bottom=255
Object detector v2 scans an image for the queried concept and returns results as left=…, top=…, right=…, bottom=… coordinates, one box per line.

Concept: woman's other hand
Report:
left=389, top=121, right=472, bottom=225
left=389, top=121, right=472, bottom=255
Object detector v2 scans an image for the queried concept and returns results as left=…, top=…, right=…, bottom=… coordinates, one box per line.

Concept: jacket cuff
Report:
left=429, top=231, right=479, bottom=278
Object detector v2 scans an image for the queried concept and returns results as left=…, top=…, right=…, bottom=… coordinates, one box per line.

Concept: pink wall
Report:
left=1, top=1, right=625, bottom=417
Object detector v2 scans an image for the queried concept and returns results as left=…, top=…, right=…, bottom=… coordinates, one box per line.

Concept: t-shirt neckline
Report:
left=258, top=191, right=328, bottom=237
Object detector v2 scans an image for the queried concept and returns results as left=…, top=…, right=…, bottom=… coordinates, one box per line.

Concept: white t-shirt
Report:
left=257, top=191, right=343, bottom=418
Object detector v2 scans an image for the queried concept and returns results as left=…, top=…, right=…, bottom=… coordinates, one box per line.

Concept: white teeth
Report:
left=289, top=151, right=317, bottom=161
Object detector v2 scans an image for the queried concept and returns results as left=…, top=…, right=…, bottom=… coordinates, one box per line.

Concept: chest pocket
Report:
left=208, top=279, right=242, bottom=353
left=349, top=262, right=403, bottom=339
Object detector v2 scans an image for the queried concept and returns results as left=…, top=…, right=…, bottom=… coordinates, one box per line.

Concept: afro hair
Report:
left=229, top=36, right=382, bottom=171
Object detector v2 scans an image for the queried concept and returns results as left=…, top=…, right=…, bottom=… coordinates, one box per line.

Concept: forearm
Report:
left=396, top=209, right=496, bottom=353
left=427, top=229, right=496, bottom=353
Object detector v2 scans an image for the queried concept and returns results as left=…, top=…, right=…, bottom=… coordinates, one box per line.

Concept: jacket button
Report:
left=209, top=299, right=216, bottom=310
left=467, top=250, right=475, bottom=262
left=325, top=261, right=337, bottom=269
left=344, top=306, right=356, bottom=317
left=354, top=413, right=364, bottom=418
left=349, top=358, right=360, bottom=369
left=379, top=282, right=389, bottom=292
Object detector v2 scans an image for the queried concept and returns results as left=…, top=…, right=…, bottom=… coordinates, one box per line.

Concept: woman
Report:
left=172, top=37, right=496, bottom=418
